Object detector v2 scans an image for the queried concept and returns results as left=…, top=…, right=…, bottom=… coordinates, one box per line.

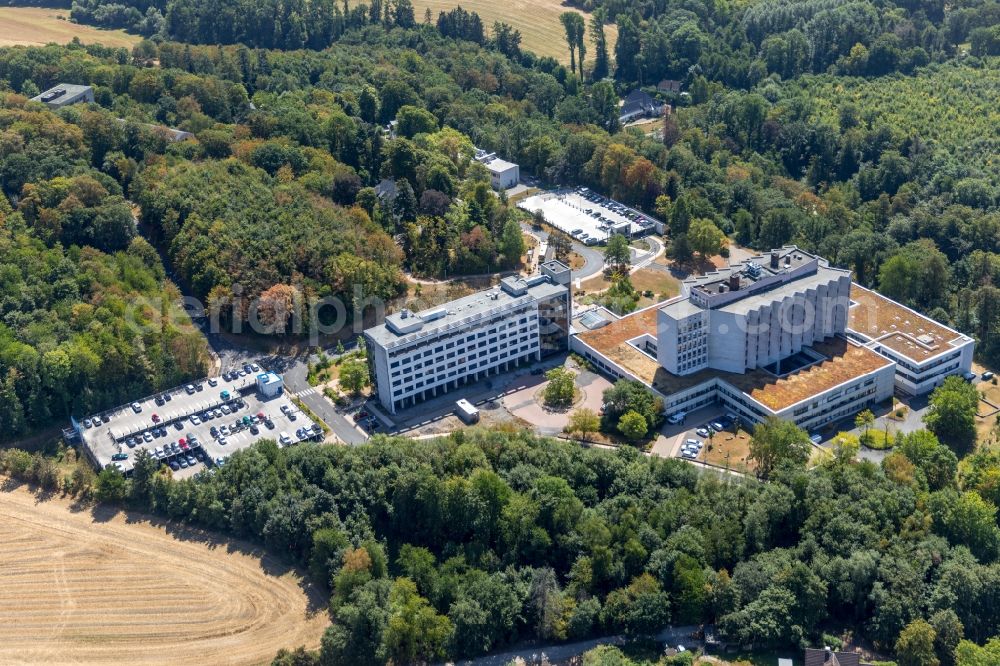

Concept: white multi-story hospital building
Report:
left=365, top=246, right=973, bottom=429
left=365, top=261, right=572, bottom=414
left=572, top=246, right=974, bottom=431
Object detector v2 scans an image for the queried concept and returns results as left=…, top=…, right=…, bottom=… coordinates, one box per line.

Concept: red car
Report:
left=179, top=439, right=190, bottom=451
left=151, top=414, right=161, bottom=423
left=257, top=411, right=265, bottom=420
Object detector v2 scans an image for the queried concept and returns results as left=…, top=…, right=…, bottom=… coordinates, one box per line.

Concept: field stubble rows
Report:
left=0, top=480, right=327, bottom=665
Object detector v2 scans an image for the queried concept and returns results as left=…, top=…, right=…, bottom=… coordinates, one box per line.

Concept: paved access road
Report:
left=520, top=222, right=606, bottom=281
left=445, top=625, right=701, bottom=666
left=266, top=353, right=369, bottom=445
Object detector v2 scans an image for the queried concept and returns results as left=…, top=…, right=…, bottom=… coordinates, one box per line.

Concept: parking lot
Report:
left=77, top=364, right=320, bottom=475
left=518, top=188, right=658, bottom=245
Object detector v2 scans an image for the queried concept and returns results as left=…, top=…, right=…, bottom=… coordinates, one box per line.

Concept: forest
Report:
left=0, top=0, right=998, bottom=660
left=0, top=417, right=990, bottom=665
left=0, top=101, right=208, bottom=438
left=0, top=0, right=996, bottom=411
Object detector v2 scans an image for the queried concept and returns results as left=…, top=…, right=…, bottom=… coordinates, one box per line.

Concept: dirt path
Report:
left=0, top=480, right=328, bottom=665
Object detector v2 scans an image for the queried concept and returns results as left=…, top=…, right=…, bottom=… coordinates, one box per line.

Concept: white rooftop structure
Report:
left=475, top=149, right=519, bottom=190
left=365, top=261, right=571, bottom=414
left=31, top=83, right=94, bottom=109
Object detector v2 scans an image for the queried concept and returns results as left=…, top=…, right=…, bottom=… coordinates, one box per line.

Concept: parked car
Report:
left=279, top=431, right=292, bottom=446
left=185, top=384, right=196, bottom=394
left=217, top=436, right=228, bottom=446
left=208, top=377, right=218, bottom=387
left=249, top=424, right=259, bottom=435
left=810, top=433, right=823, bottom=444
left=178, top=457, right=189, bottom=469
left=151, top=413, right=161, bottom=423
left=983, top=371, right=996, bottom=381
left=153, top=447, right=164, bottom=458
left=111, top=452, right=128, bottom=461
left=131, top=402, right=142, bottom=413
left=169, top=460, right=180, bottom=471
left=221, top=405, right=231, bottom=415
left=280, top=404, right=291, bottom=415
left=710, top=421, right=725, bottom=431
left=220, top=425, right=230, bottom=437
left=264, top=419, right=275, bottom=429
left=190, top=414, right=201, bottom=425
left=154, top=395, right=164, bottom=406
left=92, top=415, right=102, bottom=426
left=143, top=432, right=153, bottom=443
left=695, top=428, right=710, bottom=438
left=185, top=455, right=197, bottom=466
left=209, top=426, right=219, bottom=437
left=83, top=418, right=93, bottom=428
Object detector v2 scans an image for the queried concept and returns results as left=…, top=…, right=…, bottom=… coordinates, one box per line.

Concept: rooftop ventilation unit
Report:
left=400, top=308, right=409, bottom=319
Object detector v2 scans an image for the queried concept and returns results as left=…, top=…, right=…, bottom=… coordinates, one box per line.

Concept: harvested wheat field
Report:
left=357, top=0, right=616, bottom=64
left=0, top=7, right=141, bottom=48
left=0, top=481, right=328, bottom=665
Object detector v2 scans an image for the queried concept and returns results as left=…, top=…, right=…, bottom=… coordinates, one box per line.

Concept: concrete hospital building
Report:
left=365, top=246, right=973, bottom=430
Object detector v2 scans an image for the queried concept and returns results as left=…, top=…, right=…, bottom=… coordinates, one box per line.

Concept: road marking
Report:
left=296, top=387, right=318, bottom=397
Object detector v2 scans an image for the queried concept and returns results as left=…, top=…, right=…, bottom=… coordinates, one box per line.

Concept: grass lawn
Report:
left=0, top=7, right=141, bottom=48
left=631, top=267, right=680, bottom=297
left=579, top=267, right=680, bottom=304
left=402, top=0, right=617, bottom=64
left=860, top=429, right=895, bottom=450
left=979, top=380, right=1000, bottom=407
left=700, top=429, right=756, bottom=474
left=977, top=413, right=1000, bottom=449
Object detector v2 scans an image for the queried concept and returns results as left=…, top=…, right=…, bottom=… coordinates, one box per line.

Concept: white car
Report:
left=681, top=449, right=698, bottom=459
left=153, top=446, right=164, bottom=458
left=131, top=402, right=142, bottom=413
left=280, top=404, right=291, bottom=415
left=190, top=414, right=201, bottom=425
left=143, top=431, right=153, bottom=443
left=217, top=436, right=228, bottom=446
left=208, top=377, right=218, bottom=387
left=279, top=431, right=292, bottom=446
left=221, top=405, right=231, bottom=415
left=92, top=415, right=103, bottom=426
